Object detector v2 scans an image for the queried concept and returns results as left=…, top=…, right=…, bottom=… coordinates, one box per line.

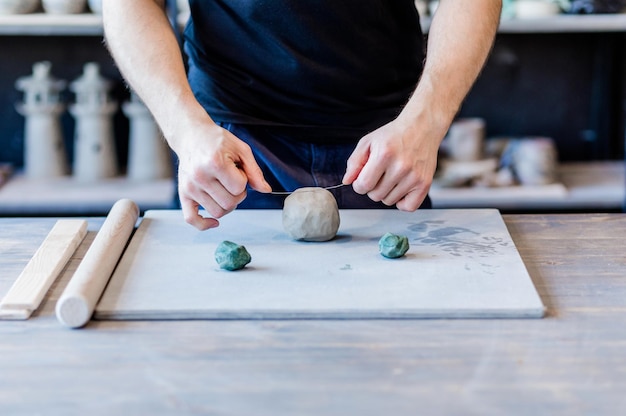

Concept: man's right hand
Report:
left=175, top=121, right=272, bottom=230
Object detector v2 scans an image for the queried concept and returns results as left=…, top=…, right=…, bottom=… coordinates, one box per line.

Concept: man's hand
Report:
left=342, top=115, right=443, bottom=211
left=176, top=121, right=272, bottom=230
left=343, top=0, right=501, bottom=210
left=103, top=0, right=272, bottom=230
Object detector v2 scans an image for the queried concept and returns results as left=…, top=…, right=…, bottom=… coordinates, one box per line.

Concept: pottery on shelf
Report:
left=42, top=0, right=86, bottom=14
left=69, top=62, right=118, bottom=182
left=435, top=158, right=500, bottom=188
left=413, top=0, right=428, bottom=16
left=442, top=117, right=486, bottom=162
left=428, top=0, right=440, bottom=16
left=15, top=61, right=69, bottom=179
left=177, top=0, right=190, bottom=21
left=87, top=0, right=101, bottom=13
left=509, top=137, right=558, bottom=185
left=122, top=91, right=172, bottom=181
left=0, top=0, right=40, bottom=14
left=514, top=0, right=561, bottom=18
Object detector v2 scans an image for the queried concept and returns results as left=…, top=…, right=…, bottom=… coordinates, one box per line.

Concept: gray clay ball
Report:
left=379, top=232, right=409, bottom=259
left=215, top=240, right=251, bottom=271
left=282, top=187, right=340, bottom=242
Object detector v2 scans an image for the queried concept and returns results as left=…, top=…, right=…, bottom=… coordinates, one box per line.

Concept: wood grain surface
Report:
left=0, top=213, right=625, bottom=415
left=0, top=219, right=86, bottom=319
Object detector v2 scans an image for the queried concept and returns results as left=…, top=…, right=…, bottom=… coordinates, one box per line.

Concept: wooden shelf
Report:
left=430, top=161, right=625, bottom=211
left=1, top=13, right=626, bottom=36
left=0, top=13, right=102, bottom=36
left=0, top=162, right=622, bottom=215
left=422, top=14, right=626, bottom=33
left=498, top=14, right=626, bottom=33
left=0, top=175, right=175, bottom=215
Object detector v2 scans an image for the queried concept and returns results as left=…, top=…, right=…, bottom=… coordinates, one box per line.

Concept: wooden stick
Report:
left=0, top=220, right=87, bottom=320
left=55, top=199, right=139, bottom=328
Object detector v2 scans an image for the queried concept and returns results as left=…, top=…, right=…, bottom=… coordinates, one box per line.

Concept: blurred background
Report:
left=0, top=0, right=625, bottom=215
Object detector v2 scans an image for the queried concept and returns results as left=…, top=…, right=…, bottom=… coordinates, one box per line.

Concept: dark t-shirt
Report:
left=183, top=0, right=425, bottom=142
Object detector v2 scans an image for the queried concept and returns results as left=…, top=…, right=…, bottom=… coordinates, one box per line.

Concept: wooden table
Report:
left=1, top=213, right=625, bottom=415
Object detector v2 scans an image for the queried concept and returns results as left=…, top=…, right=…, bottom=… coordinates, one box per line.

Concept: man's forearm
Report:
left=399, top=0, right=502, bottom=134
left=102, top=0, right=208, bottom=153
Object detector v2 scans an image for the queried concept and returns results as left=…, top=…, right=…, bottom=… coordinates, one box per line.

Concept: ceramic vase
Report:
left=122, top=92, right=172, bottom=181
left=42, top=0, right=86, bottom=14
left=414, top=0, right=428, bottom=16
left=514, top=0, right=561, bottom=18
left=428, top=0, right=439, bottom=16
left=0, top=0, right=40, bottom=14
left=177, top=0, right=190, bottom=21
left=511, top=137, right=558, bottom=185
left=445, top=118, right=486, bottom=162
left=15, top=61, right=69, bottom=179
left=69, top=62, right=118, bottom=182
left=87, top=0, right=101, bottom=13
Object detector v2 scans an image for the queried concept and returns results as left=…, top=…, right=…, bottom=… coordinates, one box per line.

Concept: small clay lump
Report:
left=215, top=240, right=251, bottom=271
left=378, top=232, right=409, bottom=259
left=282, top=187, right=340, bottom=242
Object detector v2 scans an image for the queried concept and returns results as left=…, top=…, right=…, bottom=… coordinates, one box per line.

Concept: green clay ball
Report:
left=378, top=232, right=409, bottom=259
left=215, top=240, right=251, bottom=271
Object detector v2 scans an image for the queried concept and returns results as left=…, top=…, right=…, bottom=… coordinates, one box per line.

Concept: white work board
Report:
left=94, top=209, right=545, bottom=320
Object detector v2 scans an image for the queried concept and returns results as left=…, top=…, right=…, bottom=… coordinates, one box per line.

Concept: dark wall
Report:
left=0, top=31, right=624, bottom=169
left=459, top=32, right=625, bottom=161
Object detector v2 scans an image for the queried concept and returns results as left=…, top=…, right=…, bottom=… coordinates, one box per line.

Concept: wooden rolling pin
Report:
left=56, top=198, right=139, bottom=328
